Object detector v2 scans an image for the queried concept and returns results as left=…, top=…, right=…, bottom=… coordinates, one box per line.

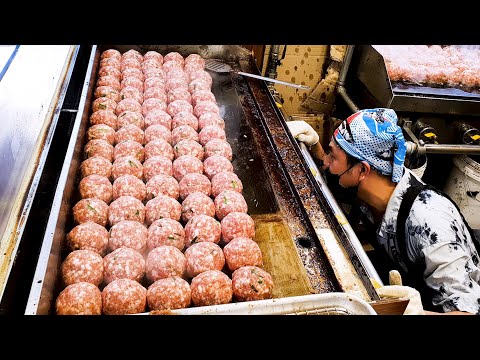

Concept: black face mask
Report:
left=322, top=166, right=360, bottom=201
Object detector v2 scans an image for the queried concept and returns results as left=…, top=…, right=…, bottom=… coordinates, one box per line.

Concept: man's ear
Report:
left=359, top=161, right=371, bottom=179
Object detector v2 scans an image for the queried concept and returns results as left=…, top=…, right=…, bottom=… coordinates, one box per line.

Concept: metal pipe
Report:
left=336, top=45, right=360, bottom=113
left=299, top=142, right=384, bottom=286
left=406, top=141, right=480, bottom=156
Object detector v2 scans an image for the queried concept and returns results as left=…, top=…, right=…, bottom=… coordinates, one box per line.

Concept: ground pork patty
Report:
left=223, top=237, right=262, bottom=271
left=142, top=155, right=173, bottom=182
left=112, top=174, right=146, bottom=202
left=61, top=249, right=104, bottom=287
left=145, top=174, right=179, bottom=201
left=119, top=86, right=143, bottom=105
left=72, top=198, right=109, bottom=226
left=101, top=49, right=121, bottom=60
left=172, top=111, right=198, bottom=131
left=55, top=282, right=102, bottom=315
left=116, top=110, right=144, bottom=130
left=144, top=138, right=174, bottom=161
left=108, top=220, right=148, bottom=253
left=168, top=89, right=192, bottom=105
left=102, top=278, right=147, bottom=315
left=172, top=155, right=203, bottom=181
left=198, top=112, right=225, bottom=130
left=144, top=109, right=172, bottom=130
left=171, top=125, right=199, bottom=146
left=178, top=173, right=211, bottom=200
left=220, top=212, right=255, bottom=243
left=145, top=245, right=187, bottom=283
left=80, top=156, right=113, bottom=180
left=203, top=154, right=233, bottom=180
left=79, top=174, right=113, bottom=204
left=144, top=194, right=182, bottom=224
left=87, top=124, right=116, bottom=145
left=84, top=139, right=114, bottom=162
left=66, top=221, right=109, bottom=256
left=147, top=217, right=185, bottom=251
left=184, top=214, right=221, bottom=247
left=89, top=109, right=118, bottom=130
left=173, top=139, right=204, bottom=160
left=190, top=270, right=232, bottom=307
left=144, top=124, right=172, bottom=145
left=147, top=276, right=191, bottom=311
left=203, top=139, right=232, bottom=160
left=184, top=242, right=225, bottom=278
left=97, top=75, right=121, bottom=91
left=181, top=192, right=215, bottom=223
left=198, top=125, right=227, bottom=146
left=231, top=266, right=273, bottom=302
left=111, top=156, right=143, bottom=181
left=191, top=89, right=215, bottom=107
left=211, top=171, right=243, bottom=198
left=103, top=247, right=146, bottom=284
left=113, top=140, right=144, bottom=162
left=115, top=124, right=145, bottom=145
left=214, top=190, right=248, bottom=220
left=108, top=195, right=145, bottom=226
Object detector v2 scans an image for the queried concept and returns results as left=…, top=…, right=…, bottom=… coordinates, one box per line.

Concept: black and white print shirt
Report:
left=377, top=168, right=480, bottom=314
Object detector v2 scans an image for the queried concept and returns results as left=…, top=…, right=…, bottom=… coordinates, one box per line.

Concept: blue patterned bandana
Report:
left=333, top=108, right=406, bottom=183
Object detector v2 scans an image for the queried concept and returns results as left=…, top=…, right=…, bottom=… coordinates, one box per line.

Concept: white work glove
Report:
left=287, top=121, right=319, bottom=146
left=373, top=270, right=424, bottom=315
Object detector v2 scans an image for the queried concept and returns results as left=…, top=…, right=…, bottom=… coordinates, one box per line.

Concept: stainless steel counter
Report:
left=0, top=45, right=76, bottom=300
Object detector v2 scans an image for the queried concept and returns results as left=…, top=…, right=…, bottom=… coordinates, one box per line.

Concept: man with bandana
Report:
left=288, top=108, right=480, bottom=315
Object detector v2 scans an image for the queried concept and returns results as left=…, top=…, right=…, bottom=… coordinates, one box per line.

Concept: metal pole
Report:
left=406, top=141, right=480, bottom=156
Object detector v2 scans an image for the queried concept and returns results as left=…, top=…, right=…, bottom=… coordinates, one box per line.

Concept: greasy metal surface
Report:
left=0, top=45, right=76, bottom=301
left=354, top=45, right=480, bottom=116
left=237, top=57, right=378, bottom=301
left=26, top=45, right=372, bottom=314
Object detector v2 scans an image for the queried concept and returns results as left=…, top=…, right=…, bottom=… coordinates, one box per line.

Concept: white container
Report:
left=443, top=155, right=480, bottom=229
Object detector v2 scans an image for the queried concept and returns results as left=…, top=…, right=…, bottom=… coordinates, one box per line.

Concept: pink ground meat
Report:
left=165, top=77, right=189, bottom=93
left=231, top=266, right=273, bottom=302
left=120, top=58, right=142, bottom=72
left=103, top=247, right=146, bottom=284
left=84, top=139, right=114, bottom=162
left=198, top=112, right=225, bottom=130
left=112, top=174, right=146, bottom=202
left=144, top=77, right=166, bottom=91
left=194, top=100, right=220, bottom=119
left=119, top=86, right=143, bottom=105
left=173, top=139, right=204, bottom=160
left=199, top=126, right=227, bottom=147
left=96, top=75, right=121, bottom=91
left=167, top=99, right=193, bottom=118
left=87, top=124, right=116, bottom=145
left=147, top=276, right=191, bottom=311
left=143, top=155, right=173, bottom=182
left=144, top=124, right=172, bottom=145
left=80, top=156, right=113, bottom=180
left=145, top=194, right=182, bottom=224
left=89, top=109, right=117, bottom=129
left=143, top=87, right=167, bottom=103
left=142, top=59, right=163, bottom=72
left=167, top=89, right=192, bottom=104
left=79, top=174, right=113, bottom=204
left=143, top=51, right=163, bottom=64
left=171, top=125, right=199, bottom=146
left=220, top=212, right=255, bottom=243
left=108, top=195, right=145, bottom=226
left=184, top=214, right=221, bottom=247
left=72, top=198, right=109, bottom=226
left=188, top=79, right=211, bottom=93
left=214, top=190, right=248, bottom=220
left=101, top=49, right=121, bottom=60
left=113, top=140, right=144, bottom=162
left=203, top=154, right=234, bottom=180
left=61, top=249, right=104, bottom=287
left=223, top=237, right=262, bottom=271
left=94, top=85, right=121, bottom=103
left=172, top=112, right=198, bottom=131
left=66, top=221, right=109, bottom=256
left=108, top=220, right=148, bottom=253
left=189, top=70, right=212, bottom=86
left=98, top=65, right=121, bottom=81
left=184, top=242, right=225, bottom=278
left=164, top=52, right=184, bottom=66
left=211, top=172, right=243, bottom=198
left=191, top=89, right=215, bottom=106
left=190, top=270, right=232, bottom=307
left=102, top=278, right=147, bottom=315
left=111, top=156, right=143, bottom=181
left=144, top=109, right=172, bottom=130
left=181, top=192, right=215, bottom=223
left=55, top=282, right=102, bottom=315
left=142, top=98, right=167, bottom=117
left=116, top=111, right=144, bottom=130
left=145, top=174, right=179, bottom=201
left=122, top=67, right=144, bottom=82
left=100, top=57, right=121, bottom=69
left=115, top=124, right=144, bottom=145
left=172, top=155, right=203, bottom=182
left=144, top=139, right=174, bottom=161
left=178, top=173, right=211, bottom=200
left=203, top=139, right=232, bottom=161
left=115, top=98, right=142, bottom=116
left=147, top=217, right=185, bottom=251
left=122, top=49, right=143, bottom=63
left=145, top=245, right=187, bottom=283
left=121, top=77, right=144, bottom=92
